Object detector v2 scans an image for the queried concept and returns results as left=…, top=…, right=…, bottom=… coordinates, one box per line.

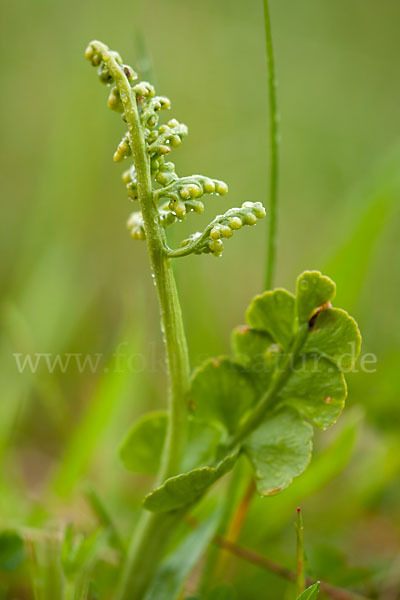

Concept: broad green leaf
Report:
left=296, top=271, right=336, bottom=324
left=119, top=412, right=221, bottom=475
left=232, top=326, right=273, bottom=368
left=189, top=359, right=256, bottom=437
left=181, top=421, right=222, bottom=473
left=0, top=531, right=25, bottom=572
left=244, top=408, right=313, bottom=496
left=145, top=510, right=221, bottom=600
left=143, top=452, right=238, bottom=512
left=232, top=326, right=278, bottom=391
left=304, top=308, right=361, bottom=370
left=246, top=289, right=295, bottom=350
left=296, top=582, right=320, bottom=600
left=249, top=411, right=361, bottom=535
left=279, top=357, right=346, bottom=430
left=119, top=411, right=167, bottom=474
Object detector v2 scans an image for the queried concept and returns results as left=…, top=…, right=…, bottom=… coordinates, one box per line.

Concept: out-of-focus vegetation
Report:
left=1, top=0, right=399, bottom=598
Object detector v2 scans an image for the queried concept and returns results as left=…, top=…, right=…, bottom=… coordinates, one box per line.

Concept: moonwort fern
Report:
left=85, top=41, right=361, bottom=600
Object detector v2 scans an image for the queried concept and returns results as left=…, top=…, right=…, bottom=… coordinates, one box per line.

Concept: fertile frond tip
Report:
left=85, top=40, right=266, bottom=258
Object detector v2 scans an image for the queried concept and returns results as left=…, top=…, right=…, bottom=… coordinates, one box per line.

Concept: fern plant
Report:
left=85, top=40, right=361, bottom=600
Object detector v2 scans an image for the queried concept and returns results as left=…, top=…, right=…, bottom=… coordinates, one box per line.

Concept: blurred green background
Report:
left=1, top=0, right=400, bottom=597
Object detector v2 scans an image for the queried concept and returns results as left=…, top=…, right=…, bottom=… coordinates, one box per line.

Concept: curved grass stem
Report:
left=218, top=3, right=280, bottom=560
left=263, top=0, right=280, bottom=290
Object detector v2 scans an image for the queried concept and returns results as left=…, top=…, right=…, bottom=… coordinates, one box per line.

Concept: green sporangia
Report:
left=85, top=40, right=266, bottom=258
left=85, top=39, right=361, bottom=600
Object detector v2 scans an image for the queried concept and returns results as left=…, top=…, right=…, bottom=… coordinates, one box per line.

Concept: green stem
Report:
left=263, top=0, right=279, bottom=290
left=90, top=42, right=191, bottom=600
left=117, top=509, right=186, bottom=600
left=296, top=508, right=306, bottom=596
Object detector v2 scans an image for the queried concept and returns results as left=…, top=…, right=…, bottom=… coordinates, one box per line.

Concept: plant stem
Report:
left=91, top=43, right=191, bottom=600
left=118, top=509, right=186, bottom=600
left=296, top=508, right=306, bottom=596
left=263, top=0, right=280, bottom=290
left=103, top=47, right=190, bottom=478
